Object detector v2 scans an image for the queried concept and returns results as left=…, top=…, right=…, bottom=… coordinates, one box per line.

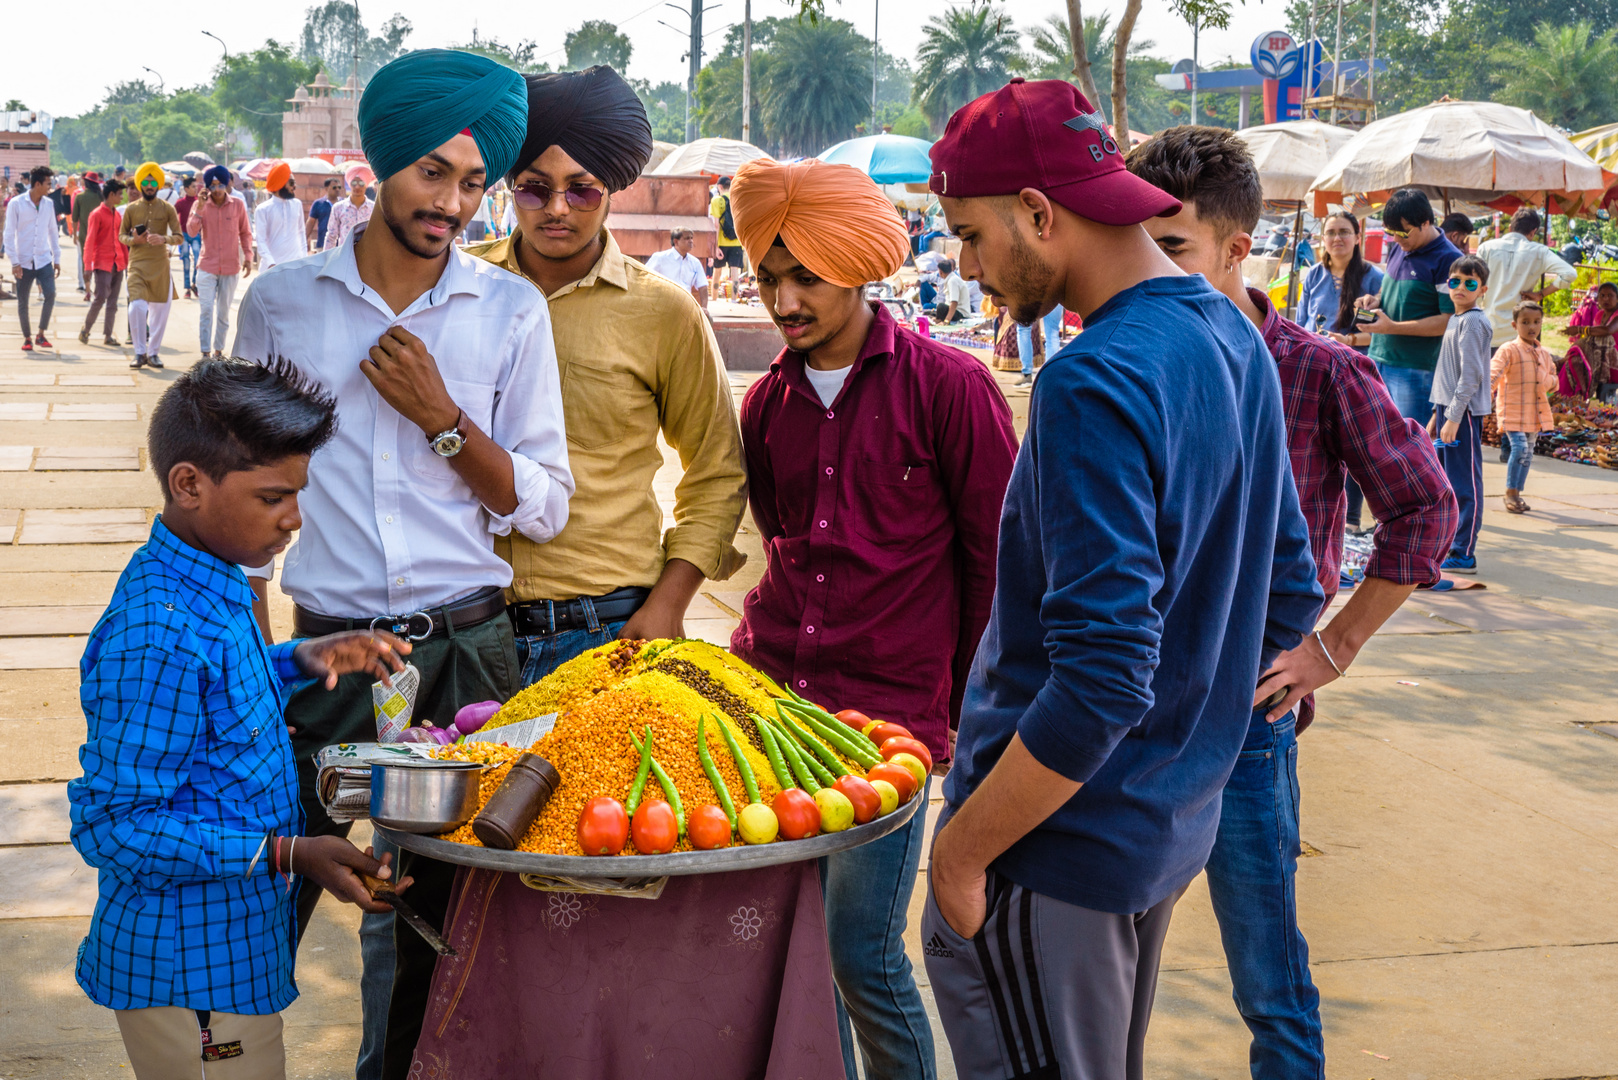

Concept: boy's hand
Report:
left=1440, top=419, right=1461, bottom=444
left=1426, top=414, right=1439, bottom=437
left=290, top=837, right=409, bottom=913
left=294, top=630, right=410, bottom=690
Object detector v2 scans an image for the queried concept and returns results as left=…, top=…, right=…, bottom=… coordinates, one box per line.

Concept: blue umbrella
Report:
left=819, top=134, right=935, bottom=184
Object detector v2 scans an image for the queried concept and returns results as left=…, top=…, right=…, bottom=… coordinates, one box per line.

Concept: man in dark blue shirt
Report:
left=306, top=176, right=341, bottom=251
left=922, top=78, right=1322, bottom=1080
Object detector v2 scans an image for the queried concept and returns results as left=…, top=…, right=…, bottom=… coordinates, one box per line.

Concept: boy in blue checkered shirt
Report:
left=69, top=359, right=415, bottom=1079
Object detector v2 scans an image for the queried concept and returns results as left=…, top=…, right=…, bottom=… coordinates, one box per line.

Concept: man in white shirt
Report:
left=253, top=161, right=308, bottom=270
left=1477, top=208, right=1577, bottom=349
left=934, top=257, right=975, bottom=323
left=643, top=227, right=710, bottom=309
left=232, top=49, right=566, bottom=1080
left=4, top=166, right=61, bottom=351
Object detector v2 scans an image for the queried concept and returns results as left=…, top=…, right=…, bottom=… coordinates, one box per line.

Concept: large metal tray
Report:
left=374, top=789, right=921, bottom=878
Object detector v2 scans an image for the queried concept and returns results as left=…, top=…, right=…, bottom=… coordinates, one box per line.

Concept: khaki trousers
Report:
left=114, top=1006, right=285, bottom=1080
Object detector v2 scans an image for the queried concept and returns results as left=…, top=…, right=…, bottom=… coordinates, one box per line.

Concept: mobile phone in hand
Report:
left=1354, top=308, right=1379, bottom=325
left=135, top=224, right=148, bottom=235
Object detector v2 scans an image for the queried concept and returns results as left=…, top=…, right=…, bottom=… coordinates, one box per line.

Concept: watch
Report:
left=428, top=409, right=467, bottom=458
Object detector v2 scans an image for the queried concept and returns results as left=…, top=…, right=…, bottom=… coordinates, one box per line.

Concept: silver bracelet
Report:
left=247, top=832, right=270, bottom=877
left=287, top=835, right=298, bottom=877
left=1315, top=630, right=1346, bottom=677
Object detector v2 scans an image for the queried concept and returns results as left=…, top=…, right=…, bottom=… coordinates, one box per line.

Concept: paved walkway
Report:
left=1, top=242, right=1614, bottom=1078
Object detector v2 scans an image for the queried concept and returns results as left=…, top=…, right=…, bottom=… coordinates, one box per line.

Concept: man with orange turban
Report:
left=728, top=157, right=1019, bottom=1080
left=253, top=160, right=308, bottom=270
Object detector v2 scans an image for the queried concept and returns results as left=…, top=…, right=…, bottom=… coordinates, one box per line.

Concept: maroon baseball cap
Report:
left=928, top=78, right=1180, bottom=226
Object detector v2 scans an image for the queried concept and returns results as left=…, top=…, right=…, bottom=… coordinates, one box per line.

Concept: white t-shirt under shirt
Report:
left=803, top=363, right=852, bottom=407
left=643, top=247, right=707, bottom=294
left=945, top=272, right=974, bottom=314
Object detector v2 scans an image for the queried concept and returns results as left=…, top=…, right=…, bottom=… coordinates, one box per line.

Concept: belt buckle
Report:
left=369, top=611, right=434, bottom=641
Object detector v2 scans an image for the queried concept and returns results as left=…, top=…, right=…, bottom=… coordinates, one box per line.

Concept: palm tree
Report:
left=760, top=18, right=872, bottom=156
left=1493, top=21, right=1618, bottom=132
left=913, top=6, right=1021, bottom=131
left=1019, top=13, right=1173, bottom=135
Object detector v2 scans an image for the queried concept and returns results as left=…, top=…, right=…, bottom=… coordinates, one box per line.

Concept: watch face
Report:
left=432, top=431, right=466, bottom=458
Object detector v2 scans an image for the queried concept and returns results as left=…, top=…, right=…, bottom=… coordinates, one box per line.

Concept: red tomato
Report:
left=879, top=736, right=933, bottom=773
left=835, top=708, right=873, bottom=732
left=773, top=788, right=822, bottom=840
left=688, top=805, right=733, bottom=850
left=630, top=799, right=679, bottom=854
left=832, top=775, right=881, bottom=824
left=867, top=762, right=918, bottom=803
left=864, top=722, right=914, bottom=747
left=577, top=797, right=629, bottom=856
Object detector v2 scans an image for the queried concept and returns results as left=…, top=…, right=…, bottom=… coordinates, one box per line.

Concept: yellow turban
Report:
left=133, top=162, right=164, bottom=188
left=729, top=159, right=910, bottom=288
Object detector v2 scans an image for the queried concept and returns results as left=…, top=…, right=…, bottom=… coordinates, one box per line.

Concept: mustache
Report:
left=414, top=209, right=462, bottom=231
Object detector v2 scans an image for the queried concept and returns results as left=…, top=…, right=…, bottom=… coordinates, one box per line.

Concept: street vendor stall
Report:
left=322, top=638, right=931, bottom=1078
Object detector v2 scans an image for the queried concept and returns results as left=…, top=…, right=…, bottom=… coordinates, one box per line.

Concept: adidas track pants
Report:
left=922, top=869, right=1184, bottom=1080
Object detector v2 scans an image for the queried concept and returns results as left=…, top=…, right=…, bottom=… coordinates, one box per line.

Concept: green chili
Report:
left=763, top=715, right=823, bottom=794
left=778, top=708, right=849, bottom=778
left=779, top=700, right=881, bottom=768
left=697, top=715, right=737, bottom=829
left=717, top=715, right=760, bottom=805
left=625, top=724, right=654, bottom=814
left=650, top=755, right=685, bottom=836
left=753, top=712, right=795, bottom=789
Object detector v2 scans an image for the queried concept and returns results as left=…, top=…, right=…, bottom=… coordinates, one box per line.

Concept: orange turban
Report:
left=729, top=159, right=910, bottom=288
left=266, top=160, right=292, bottom=191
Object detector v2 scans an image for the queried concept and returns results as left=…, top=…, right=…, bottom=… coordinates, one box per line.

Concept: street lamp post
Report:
left=202, top=30, right=228, bottom=59
left=142, top=67, right=165, bottom=94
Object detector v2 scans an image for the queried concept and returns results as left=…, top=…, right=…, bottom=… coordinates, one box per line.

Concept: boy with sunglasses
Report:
left=1427, top=255, right=1492, bottom=573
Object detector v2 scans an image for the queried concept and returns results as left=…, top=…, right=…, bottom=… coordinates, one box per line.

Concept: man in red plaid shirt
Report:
left=1129, top=127, right=1456, bottom=1078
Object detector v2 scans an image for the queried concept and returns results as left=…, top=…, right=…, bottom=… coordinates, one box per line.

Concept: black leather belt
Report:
left=508, top=586, right=650, bottom=637
left=293, top=585, right=509, bottom=642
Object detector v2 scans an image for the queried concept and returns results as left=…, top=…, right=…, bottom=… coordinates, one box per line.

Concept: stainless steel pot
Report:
left=370, top=761, right=483, bottom=834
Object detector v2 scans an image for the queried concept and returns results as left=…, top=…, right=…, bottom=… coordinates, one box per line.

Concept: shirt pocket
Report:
left=405, top=377, right=497, bottom=483
left=851, top=457, right=944, bottom=547
left=562, top=362, right=654, bottom=451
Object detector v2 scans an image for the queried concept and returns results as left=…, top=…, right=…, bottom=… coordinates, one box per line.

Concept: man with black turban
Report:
left=232, top=48, right=572, bottom=1080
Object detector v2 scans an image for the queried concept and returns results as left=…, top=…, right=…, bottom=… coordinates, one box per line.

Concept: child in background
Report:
left=1428, top=254, right=1493, bottom=573
left=69, top=359, right=413, bottom=1080
left=1491, top=301, right=1558, bottom=513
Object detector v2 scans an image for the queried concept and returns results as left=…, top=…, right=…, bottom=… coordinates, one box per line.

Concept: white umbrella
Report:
left=652, top=137, right=773, bottom=178
left=1310, top=99, right=1613, bottom=217
left=644, top=140, right=679, bottom=174
left=284, top=157, right=339, bottom=175
left=1236, top=120, right=1356, bottom=203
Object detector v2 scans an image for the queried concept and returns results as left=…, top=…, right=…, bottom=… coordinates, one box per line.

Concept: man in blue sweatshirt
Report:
left=921, top=79, right=1323, bottom=1080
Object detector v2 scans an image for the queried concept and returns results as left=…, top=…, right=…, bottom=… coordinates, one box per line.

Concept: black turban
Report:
left=510, top=66, right=653, bottom=192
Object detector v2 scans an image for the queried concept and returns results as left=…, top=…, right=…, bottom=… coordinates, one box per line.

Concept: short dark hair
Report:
left=1125, top=125, right=1262, bottom=236
left=1510, top=208, right=1541, bottom=235
left=718, top=176, right=731, bottom=189
left=183, top=175, right=199, bottom=188
left=1382, top=188, right=1435, bottom=232
left=669, top=227, right=694, bottom=243
left=1440, top=212, right=1474, bottom=236
left=102, top=179, right=125, bottom=196
left=936, top=258, right=955, bottom=274
left=1512, top=300, right=1543, bottom=321
left=148, top=358, right=338, bottom=500
left=1450, top=254, right=1489, bottom=285
left=1599, top=282, right=1618, bottom=297
left=28, top=165, right=53, bottom=186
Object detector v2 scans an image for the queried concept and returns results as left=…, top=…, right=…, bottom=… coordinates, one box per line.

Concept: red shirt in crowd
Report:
left=731, top=303, right=1019, bottom=762
left=82, top=202, right=128, bottom=273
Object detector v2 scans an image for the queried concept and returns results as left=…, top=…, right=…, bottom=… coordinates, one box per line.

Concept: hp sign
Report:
left=1250, top=31, right=1300, bottom=79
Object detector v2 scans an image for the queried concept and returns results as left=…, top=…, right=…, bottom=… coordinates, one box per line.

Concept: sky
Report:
left=5, top=0, right=1293, bottom=120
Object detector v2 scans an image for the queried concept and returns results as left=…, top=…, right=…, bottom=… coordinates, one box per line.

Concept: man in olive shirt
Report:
left=466, top=66, right=747, bottom=675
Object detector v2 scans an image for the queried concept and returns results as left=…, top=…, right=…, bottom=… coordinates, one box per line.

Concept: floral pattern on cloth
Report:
left=412, top=863, right=845, bottom=1080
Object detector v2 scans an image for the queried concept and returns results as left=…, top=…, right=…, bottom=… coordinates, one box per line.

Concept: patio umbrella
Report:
left=651, top=137, right=773, bottom=178
left=183, top=151, right=215, bottom=169
left=1236, top=120, right=1356, bottom=203
left=284, top=157, right=339, bottom=175
left=159, top=161, right=197, bottom=178
left=818, top=134, right=934, bottom=184
left=1310, top=100, right=1614, bottom=217
left=644, top=140, right=679, bottom=173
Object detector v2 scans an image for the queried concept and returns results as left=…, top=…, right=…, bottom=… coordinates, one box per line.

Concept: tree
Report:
left=1065, top=0, right=1102, bottom=105
left=1020, top=14, right=1176, bottom=134
left=760, top=17, right=873, bottom=156
left=697, top=53, right=772, bottom=142
left=1492, top=21, right=1618, bottom=132
left=298, top=1, right=411, bottom=84
left=913, top=6, right=1020, bottom=130
left=4, top=100, right=25, bottom=111
left=634, top=79, right=688, bottom=143
left=111, top=116, right=144, bottom=163
left=455, top=35, right=551, bottom=73
left=214, top=42, right=320, bottom=156
left=1110, top=0, right=1232, bottom=141
left=564, top=21, right=633, bottom=71
left=106, top=80, right=158, bottom=106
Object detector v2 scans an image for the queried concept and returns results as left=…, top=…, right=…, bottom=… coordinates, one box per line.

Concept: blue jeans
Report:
left=1505, top=430, right=1533, bottom=491
left=1204, top=712, right=1324, bottom=1080
left=1375, top=362, right=1435, bottom=427
left=179, top=232, right=202, bottom=292
left=514, top=615, right=629, bottom=686
left=1015, top=305, right=1064, bottom=377
left=1434, top=403, right=1483, bottom=558
left=355, top=829, right=398, bottom=1080
left=823, top=776, right=936, bottom=1080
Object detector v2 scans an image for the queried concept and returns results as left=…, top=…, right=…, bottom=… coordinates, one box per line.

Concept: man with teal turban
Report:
left=358, top=48, right=529, bottom=182
left=231, top=45, right=569, bottom=1080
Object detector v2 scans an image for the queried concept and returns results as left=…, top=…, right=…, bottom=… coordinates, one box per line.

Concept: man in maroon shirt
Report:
left=1128, top=126, right=1455, bottom=1078
left=728, top=158, right=1018, bottom=1080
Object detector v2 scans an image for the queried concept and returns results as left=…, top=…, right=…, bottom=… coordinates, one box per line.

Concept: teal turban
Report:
left=358, top=49, right=528, bottom=182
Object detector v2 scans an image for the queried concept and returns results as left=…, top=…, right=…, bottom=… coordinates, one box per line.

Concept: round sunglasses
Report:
left=1447, top=276, right=1482, bottom=291
left=511, top=181, right=604, bottom=212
